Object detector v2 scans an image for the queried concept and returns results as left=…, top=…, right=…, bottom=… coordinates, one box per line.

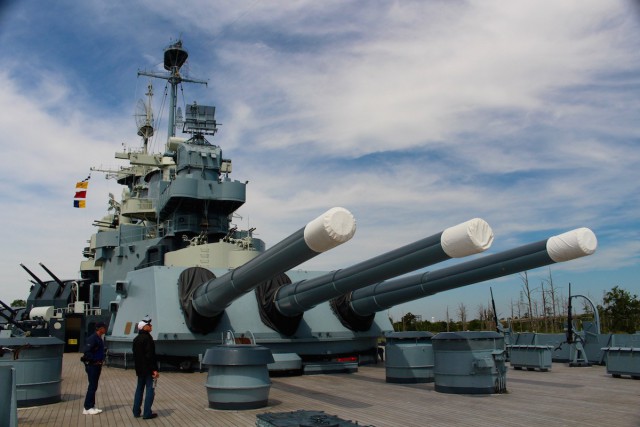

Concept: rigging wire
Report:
left=180, top=83, right=186, bottom=133
left=153, top=82, right=170, bottom=151
left=210, top=0, right=261, bottom=44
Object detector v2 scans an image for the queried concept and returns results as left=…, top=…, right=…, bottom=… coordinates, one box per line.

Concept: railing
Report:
left=53, top=303, right=102, bottom=318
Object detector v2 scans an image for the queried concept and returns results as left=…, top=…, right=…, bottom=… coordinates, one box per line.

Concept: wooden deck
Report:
left=16, top=354, right=640, bottom=427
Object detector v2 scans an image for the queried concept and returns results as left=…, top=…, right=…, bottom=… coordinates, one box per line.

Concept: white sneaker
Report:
left=93, top=407, right=103, bottom=413
left=83, top=408, right=100, bottom=415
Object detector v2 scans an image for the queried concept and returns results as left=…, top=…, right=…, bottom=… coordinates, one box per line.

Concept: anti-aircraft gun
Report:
left=20, top=263, right=78, bottom=311
left=18, top=262, right=106, bottom=351
left=0, top=299, right=49, bottom=338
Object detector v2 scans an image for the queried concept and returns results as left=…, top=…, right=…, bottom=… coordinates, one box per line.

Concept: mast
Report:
left=137, top=40, right=208, bottom=141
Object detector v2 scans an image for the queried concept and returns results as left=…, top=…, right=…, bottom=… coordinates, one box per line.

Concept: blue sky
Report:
left=0, top=1, right=638, bottom=323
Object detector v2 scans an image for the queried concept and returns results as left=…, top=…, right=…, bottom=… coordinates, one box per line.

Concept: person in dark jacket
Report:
left=132, top=317, right=159, bottom=419
left=83, top=321, right=107, bottom=415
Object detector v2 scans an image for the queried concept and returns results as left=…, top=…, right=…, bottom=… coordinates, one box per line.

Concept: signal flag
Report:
left=73, top=176, right=90, bottom=208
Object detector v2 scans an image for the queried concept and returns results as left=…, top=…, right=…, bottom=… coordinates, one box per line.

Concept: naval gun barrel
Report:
left=348, top=227, right=597, bottom=318
left=39, top=263, right=67, bottom=295
left=20, top=263, right=49, bottom=298
left=0, top=299, right=19, bottom=325
left=20, top=263, right=47, bottom=288
left=191, top=207, right=357, bottom=318
left=274, top=218, right=494, bottom=317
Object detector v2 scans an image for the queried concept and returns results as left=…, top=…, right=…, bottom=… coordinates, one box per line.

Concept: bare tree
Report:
left=477, top=303, right=490, bottom=330
left=512, top=295, right=524, bottom=332
left=520, top=271, right=535, bottom=331
left=458, top=302, right=467, bottom=330
left=581, top=296, right=593, bottom=315
left=544, top=268, right=559, bottom=331
left=540, top=281, right=549, bottom=332
left=446, top=306, right=450, bottom=332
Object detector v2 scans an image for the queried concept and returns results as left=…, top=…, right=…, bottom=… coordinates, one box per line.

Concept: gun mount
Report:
left=0, top=300, right=50, bottom=337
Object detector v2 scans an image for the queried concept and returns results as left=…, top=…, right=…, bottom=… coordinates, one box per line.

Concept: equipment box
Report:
left=601, top=347, right=640, bottom=379
left=508, top=345, right=553, bottom=371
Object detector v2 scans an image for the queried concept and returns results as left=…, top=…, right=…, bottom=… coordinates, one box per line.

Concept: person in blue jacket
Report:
left=82, top=321, right=107, bottom=415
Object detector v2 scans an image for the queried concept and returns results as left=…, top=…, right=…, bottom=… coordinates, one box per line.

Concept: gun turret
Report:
left=182, top=207, right=357, bottom=333
left=260, top=218, right=493, bottom=334
left=337, top=227, right=596, bottom=331
left=0, top=299, right=50, bottom=336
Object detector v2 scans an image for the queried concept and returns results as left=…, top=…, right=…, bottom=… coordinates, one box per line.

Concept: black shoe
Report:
left=143, top=413, right=158, bottom=419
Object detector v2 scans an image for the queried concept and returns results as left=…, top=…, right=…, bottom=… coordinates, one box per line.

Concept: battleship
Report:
left=4, top=40, right=598, bottom=375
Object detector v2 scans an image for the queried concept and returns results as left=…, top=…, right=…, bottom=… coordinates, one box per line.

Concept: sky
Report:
left=0, top=1, right=639, bottom=323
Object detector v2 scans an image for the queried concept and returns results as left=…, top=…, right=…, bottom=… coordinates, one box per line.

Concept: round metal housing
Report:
left=432, top=331, right=506, bottom=394
left=385, top=331, right=434, bottom=383
left=0, top=337, right=64, bottom=406
left=202, top=344, right=274, bottom=410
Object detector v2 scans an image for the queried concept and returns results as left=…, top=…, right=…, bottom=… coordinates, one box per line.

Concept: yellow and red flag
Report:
left=73, top=176, right=90, bottom=208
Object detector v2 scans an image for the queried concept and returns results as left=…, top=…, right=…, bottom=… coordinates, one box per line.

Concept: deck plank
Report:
left=16, top=354, right=640, bottom=427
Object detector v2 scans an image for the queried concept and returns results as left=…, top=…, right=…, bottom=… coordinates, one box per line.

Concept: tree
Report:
left=520, top=271, right=535, bottom=331
left=446, top=306, right=450, bottom=332
left=457, top=302, right=467, bottom=330
left=400, top=312, right=418, bottom=331
left=10, top=299, right=26, bottom=308
left=598, top=286, right=640, bottom=333
left=544, top=268, right=560, bottom=330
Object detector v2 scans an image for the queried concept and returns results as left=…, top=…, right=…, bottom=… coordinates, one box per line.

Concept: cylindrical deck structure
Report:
left=432, top=331, right=506, bottom=394
left=385, top=331, right=435, bottom=383
left=0, top=365, right=17, bottom=426
left=0, top=337, right=64, bottom=407
left=202, top=343, right=275, bottom=410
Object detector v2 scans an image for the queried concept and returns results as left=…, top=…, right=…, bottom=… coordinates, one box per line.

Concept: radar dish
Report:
left=135, top=98, right=154, bottom=140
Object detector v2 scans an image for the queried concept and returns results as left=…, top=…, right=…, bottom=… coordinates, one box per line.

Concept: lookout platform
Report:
left=17, top=354, right=640, bottom=427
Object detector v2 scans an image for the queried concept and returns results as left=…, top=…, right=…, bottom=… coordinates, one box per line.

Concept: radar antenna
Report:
left=134, top=83, right=155, bottom=152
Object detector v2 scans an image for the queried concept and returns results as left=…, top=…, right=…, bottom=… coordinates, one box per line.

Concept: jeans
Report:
left=133, top=375, right=155, bottom=418
left=84, top=364, right=102, bottom=410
